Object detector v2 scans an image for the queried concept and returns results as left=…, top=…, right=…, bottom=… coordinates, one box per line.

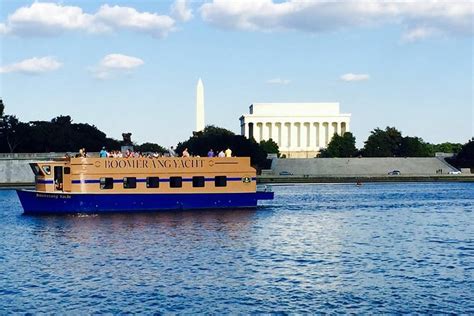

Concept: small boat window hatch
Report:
left=192, top=176, right=205, bottom=188
left=123, top=177, right=137, bottom=189
left=170, top=177, right=182, bottom=188
left=64, top=167, right=71, bottom=174
left=29, top=164, right=43, bottom=176
left=42, top=165, right=51, bottom=175
left=100, top=177, right=114, bottom=190
left=146, top=177, right=160, bottom=188
left=215, top=176, right=227, bottom=187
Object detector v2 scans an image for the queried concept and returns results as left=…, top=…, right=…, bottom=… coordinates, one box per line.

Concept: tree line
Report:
left=0, top=99, right=471, bottom=168
left=317, top=127, right=472, bottom=169
left=319, top=127, right=465, bottom=158
left=0, top=99, right=167, bottom=154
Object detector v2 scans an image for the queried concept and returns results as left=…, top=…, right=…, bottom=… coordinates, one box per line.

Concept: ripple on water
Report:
left=0, top=183, right=473, bottom=313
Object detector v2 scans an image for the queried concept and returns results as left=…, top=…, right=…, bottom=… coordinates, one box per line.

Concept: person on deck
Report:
left=218, top=150, right=225, bottom=158
left=225, top=147, right=232, bottom=157
left=207, top=149, right=215, bottom=157
left=168, top=146, right=177, bottom=157
left=182, top=148, right=190, bottom=157
left=99, top=147, right=108, bottom=158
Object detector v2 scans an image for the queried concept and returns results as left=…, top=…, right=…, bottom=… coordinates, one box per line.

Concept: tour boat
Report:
left=16, top=157, right=274, bottom=214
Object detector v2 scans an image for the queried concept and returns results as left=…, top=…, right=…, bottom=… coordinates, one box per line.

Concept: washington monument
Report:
left=196, top=78, right=205, bottom=132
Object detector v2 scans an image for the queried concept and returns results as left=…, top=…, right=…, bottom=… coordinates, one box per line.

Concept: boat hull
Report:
left=16, top=190, right=274, bottom=214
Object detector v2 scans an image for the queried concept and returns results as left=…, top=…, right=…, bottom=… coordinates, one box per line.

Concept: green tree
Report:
left=429, top=142, right=463, bottom=154
left=0, top=113, right=121, bottom=153
left=320, top=132, right=358, bottom=157
left=448, top=140, right=474, bottom=168
left=0, top=99, right=4, bottom=117
left=176, top=125, right=268, bottom=169
left=363, top=127, right=403, bottom=157
left=136, top=142, right=167, bottom=153
left=259, top=138, right=279, bottom=156
left=0, top=115, right=31, bottom=153
left=27, top=118, right=115, bottom=152
left=399, top=136, right=431, bottom=157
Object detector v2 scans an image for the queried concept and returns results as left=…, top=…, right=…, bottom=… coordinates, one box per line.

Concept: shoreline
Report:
left=257, top=175, right=474, bottom=184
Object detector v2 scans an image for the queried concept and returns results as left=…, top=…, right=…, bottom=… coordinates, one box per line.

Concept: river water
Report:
left=0, top=182, right=473, bottom=313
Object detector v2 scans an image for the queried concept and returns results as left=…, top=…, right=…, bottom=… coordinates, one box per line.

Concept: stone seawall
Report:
left=0, top=153, right=66, bottom=186
left=258, top=175, right=474, bottom=184
left=0, top=159, right=39, bottom=185
left=256, top=157, right=473, bottom=183
left=269, top=157, right=463, bottom=176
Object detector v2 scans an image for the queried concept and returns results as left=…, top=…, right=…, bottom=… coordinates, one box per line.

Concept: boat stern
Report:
left=256, top=191, right=274, bottom=200
left=256, top=185, right=274, bottom=200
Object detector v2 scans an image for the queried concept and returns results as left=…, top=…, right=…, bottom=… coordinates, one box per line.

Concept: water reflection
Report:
left=30, top=208, right=256, bottom=232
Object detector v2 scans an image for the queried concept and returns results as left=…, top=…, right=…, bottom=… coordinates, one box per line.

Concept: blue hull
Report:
left=16, top=190, right=274, bottom=215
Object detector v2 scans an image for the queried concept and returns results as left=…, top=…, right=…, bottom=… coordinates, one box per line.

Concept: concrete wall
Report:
left=270, top=157, right=459, bottom=176
left=0, top=159, right=38, bottom=184
left=0, top=153, right=70, bottom=185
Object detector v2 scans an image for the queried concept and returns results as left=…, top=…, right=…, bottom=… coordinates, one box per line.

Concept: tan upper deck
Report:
left=31, top=157, right=257, bottom=194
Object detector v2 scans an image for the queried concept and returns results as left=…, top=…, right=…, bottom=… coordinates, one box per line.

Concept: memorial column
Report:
left=282, top=122, right=289, bottom=149
left=254, top=122, right=261, bottom=142
left=244, top=122, right=249, bottom=138
left=275, top=122, right=282, bottom=146
left=309, top=123, right=316, bottom=149
left=291, top=122, right=298, bottom=150
left=320, top=122, right=327, bottom=147
left=300, top=122, right=307, bottom=149
left=262, top=121, right=269, bottom=141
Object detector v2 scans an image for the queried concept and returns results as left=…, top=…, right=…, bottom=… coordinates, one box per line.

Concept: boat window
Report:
left=146, top=177, right=160, bottom=188
left=170, top=177, right=182, bottom=188
left=192, top=176, right=205, bottom=187
left=100, top=177, right=114, bottom=190
left=215, top=176, right=227, bottom=187
left=123, top=177, right=137, bottom=189
left=64, top=167, right=71, bottom=174
left=42, top=165, right=51, bottom=175
left=30, top=164, right=43, bottom=176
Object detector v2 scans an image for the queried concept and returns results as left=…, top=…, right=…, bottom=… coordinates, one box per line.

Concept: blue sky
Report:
left=0, top=0, right=472, bottom=148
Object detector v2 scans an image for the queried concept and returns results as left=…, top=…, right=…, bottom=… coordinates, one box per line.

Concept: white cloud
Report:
left=0, top=56, right=62, bottom=74
left=340, top=73, right=370, bottom=82
left=171, top=0, right=193, bottom=22
left=91, top=53, right=144, bottom=79
left=1, top=2, right=177, bottom=38
left=94, top=5, right=175, bottom=38
left=0, top=23, right=7, bottom=35
left=200, top=0, right=474, bottom=40
left=1, top=2, right=94, bottom=36
left=401, top=26, right=439, bottom=42
left=267, top=77, right=290, bottom=85
left=100, top=54, right=144, bottom=69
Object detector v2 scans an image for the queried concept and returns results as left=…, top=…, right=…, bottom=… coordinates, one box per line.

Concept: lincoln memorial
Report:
left=240, top=103, right=351, bottom=158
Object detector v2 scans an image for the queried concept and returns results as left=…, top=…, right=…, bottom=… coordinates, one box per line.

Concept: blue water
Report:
left=1, top=182, right=473, bottom=313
